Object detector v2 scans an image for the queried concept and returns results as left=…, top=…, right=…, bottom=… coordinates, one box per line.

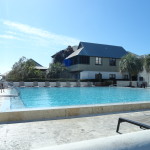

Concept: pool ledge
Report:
left=0, top=102, right=150, bottom=123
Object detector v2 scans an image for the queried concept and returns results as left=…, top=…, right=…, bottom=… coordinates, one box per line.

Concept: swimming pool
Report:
left=11, top=87, right=150, bottom=109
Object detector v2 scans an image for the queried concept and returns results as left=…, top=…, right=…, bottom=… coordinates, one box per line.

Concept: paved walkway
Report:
left=0, top=109, right=150, bottom=150
left=0, top=89, right=11, bottom=107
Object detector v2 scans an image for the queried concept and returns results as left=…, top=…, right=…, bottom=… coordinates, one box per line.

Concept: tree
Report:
left=23, top=59, right=43, bottom=79
left=119, top=53, right=143, bottom=82
left=144, top=54, right=150, bottom=84
left=6, top=57, right=44, bottom=81
left=47, top=62, right=68, bottom=78
left=6, top=57, right=28, bottom=80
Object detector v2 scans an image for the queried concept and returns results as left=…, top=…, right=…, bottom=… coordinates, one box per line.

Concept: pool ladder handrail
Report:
left=7, top=82, right=20, bottom=97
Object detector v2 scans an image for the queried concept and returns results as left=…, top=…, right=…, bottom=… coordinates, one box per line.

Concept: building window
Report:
left=139, top=77, right=143, bottom=81
left=95, top=73, right=102, bottom=80
left=124, top=75, right=128, bottom=80
left=69, top=56, right=90, bottom=65
left=109, top=74, right=116, bottom=79
left=95, top=57, right=102, bottom=65
left=79, top=56, right=90, bottom=64
left=109, top=58, right=116, bottom=66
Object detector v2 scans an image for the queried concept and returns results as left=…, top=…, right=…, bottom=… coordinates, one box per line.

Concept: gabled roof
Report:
left=29, top=59, right=43, bottom=67
left=29, top=59, right=47, bottom=70
left=65, top=42, right=128, bottom=59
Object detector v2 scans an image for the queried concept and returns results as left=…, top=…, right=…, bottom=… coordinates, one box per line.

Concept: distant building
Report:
left=64, top=42, right=129, bottom=80
left=29, top=59, right=47, bottom=71
left=51, top=46, right=78, bottom=64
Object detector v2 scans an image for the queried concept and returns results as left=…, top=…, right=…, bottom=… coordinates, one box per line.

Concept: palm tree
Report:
left=144, top=54, right=150, bottom=85
left=119, top=53, right=143, bottom=86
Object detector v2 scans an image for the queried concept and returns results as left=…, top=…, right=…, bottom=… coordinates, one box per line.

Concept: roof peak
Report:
left=80, top=41, right=123, bottom=48
left=29, top=59, right=43, bottom=67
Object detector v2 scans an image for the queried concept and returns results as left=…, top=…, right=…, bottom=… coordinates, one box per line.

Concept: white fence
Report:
left=117, top=81, right=138, bottom=87
left=11, top=82, right=94, bottom=87
left=10, top=81, right=145, bottom=87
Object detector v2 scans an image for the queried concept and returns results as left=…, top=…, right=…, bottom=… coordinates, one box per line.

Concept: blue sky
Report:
left=0, top=0, right=150, bottom=74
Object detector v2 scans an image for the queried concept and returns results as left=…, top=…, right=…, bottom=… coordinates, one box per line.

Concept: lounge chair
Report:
left=33, top=81, right=39, bottom=87
left=45, top=81, right=50, bottom=87
left=116, top=117, right=150, bottom=133
left=87, top=81, right=92, bottom=87
left=49, top=82, right=56, bottom=87
left=24, top=82, right=33, bottom=87
left=55, top=81, right=61, bottom=87
left=38, top=82, right=45, bottom=87
left=69, top=82, right=76, bottom=87
left=59, top=82, right=70, bottom=87
left=19, top=81, right=25, bottom=87
left=66, top=81, right=71, bottom=87
left=59, top=82, right=66, bottom=87
left=80, top=82, right=88, bottom=87
left=76, top=81, right=81, bottom=87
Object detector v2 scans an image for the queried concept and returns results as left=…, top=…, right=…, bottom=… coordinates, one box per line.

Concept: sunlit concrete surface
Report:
left=1, top=99, right=150, bottom=122
left=33, top=130, right=150, bottom=150
left=0, top=110, right=150, bottom=150
left=0, top=89, right=11, bottom=95
left=0, top=89, right=11, bottom=108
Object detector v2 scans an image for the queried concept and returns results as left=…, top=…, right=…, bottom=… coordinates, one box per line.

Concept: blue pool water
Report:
left=10, top=87, right=150, bottom=109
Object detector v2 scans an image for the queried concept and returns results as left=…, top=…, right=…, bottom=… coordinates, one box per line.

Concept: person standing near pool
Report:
left=0, top=83, right=1, bottom=93
left=0, top=83, right=4, bottom=93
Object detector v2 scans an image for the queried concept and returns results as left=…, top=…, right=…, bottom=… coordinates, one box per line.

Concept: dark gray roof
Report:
left=29, top=59, right=47, bottom=70
left=66, top=42, right=128, bottom=59
left=29, top=59, right=43, bottom=67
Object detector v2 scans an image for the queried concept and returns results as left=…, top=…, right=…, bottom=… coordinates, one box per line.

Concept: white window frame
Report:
left=95, top=57, right=102, bottom=65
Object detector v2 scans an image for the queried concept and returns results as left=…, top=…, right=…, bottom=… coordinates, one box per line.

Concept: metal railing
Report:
left=5, top=81, right=20, bottom=97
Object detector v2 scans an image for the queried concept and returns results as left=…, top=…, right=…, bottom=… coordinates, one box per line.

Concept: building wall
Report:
left=117, top=81, right=138, bottom=87
left=80, top=71, right=123, bottom=79
left=68, top=57, right=120, bottom=72
left=138, top=67, right=150, bottom=87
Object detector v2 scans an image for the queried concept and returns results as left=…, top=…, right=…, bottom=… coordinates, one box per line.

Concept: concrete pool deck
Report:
left=0, top=109, right=150, bottom=150
left=0, top=89, right=11, bottom=109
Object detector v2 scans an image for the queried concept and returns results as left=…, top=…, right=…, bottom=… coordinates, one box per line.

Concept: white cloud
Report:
left=0, top=34, right=21, bottom=40
left=3, top=20, right=79, bottom=46
left=0, top=20, right=80, bottom=74
left=5, top=31, right=18, bottom=35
